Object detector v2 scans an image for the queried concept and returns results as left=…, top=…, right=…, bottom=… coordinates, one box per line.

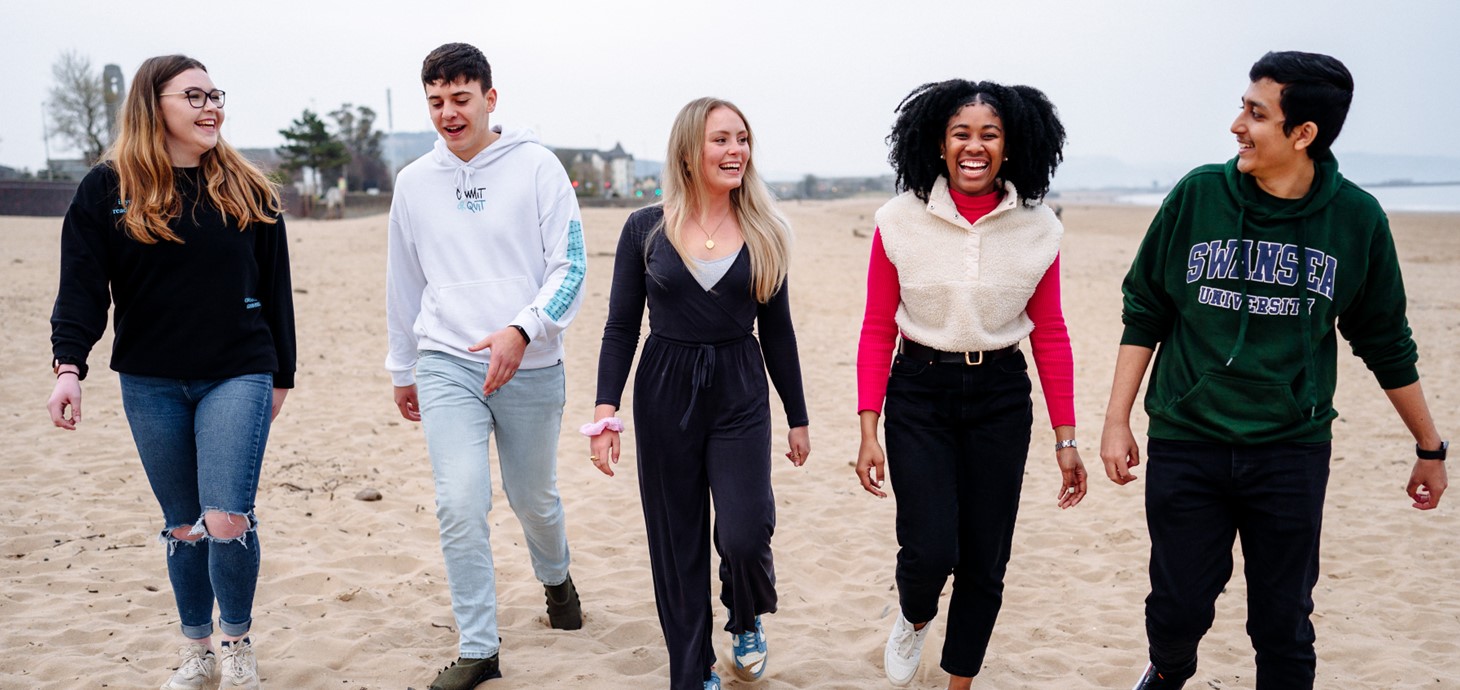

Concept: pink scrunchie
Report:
left=579, top=417, right=625, bottom=437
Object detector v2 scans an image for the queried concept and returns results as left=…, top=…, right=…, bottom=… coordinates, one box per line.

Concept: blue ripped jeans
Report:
left=120, top=372, right=273, bottom=640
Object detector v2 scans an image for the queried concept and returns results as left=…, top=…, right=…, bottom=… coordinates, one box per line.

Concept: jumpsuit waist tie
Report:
left=649, top=332, right=753, bottom=430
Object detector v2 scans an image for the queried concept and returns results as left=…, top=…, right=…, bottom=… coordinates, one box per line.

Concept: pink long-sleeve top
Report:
left=856, top=187, right=1076, bottom=427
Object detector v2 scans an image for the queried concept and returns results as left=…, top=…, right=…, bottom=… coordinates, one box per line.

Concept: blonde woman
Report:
left=588, top=97, right=810, bottom=690
left=47, top=55, right=293, bottom=690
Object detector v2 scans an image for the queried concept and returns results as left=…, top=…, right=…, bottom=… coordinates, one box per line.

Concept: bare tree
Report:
left=329, top=104, right=389, bottom=191
left=48, top=50, right=109, bottom=165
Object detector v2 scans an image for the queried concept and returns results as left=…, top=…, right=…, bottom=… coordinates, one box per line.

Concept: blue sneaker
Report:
left=730, top=615, right=767, bottom=680
left=704, top=670, right=721, bottom=690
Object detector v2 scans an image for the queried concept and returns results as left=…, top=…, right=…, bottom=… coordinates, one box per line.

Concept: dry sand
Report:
left=1, top=200, right=1456, bottom=689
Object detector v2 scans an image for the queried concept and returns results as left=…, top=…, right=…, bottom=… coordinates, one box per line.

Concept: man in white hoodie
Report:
left=385, top=43, right=586, bottom=690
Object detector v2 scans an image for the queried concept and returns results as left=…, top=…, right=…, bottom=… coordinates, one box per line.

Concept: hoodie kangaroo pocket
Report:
left=1164, top=372, right=1304, bottom=440
left=425, top=277, right=536, bottom=344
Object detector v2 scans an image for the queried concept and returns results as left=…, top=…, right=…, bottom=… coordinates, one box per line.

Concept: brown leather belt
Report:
left=899, top=338, right=1019, bottom=366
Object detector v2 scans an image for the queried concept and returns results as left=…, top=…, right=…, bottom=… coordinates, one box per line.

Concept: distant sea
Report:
left=1115, top=183, right=1460, bottom=213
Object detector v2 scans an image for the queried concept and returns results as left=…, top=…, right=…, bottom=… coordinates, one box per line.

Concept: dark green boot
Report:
left=428, top=654, right=501, bottom=690
left=544, top=573, right=583, bottom=630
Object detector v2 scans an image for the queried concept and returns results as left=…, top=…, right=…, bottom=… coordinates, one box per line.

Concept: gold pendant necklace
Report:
left=696, top=208, right=732, bottom=250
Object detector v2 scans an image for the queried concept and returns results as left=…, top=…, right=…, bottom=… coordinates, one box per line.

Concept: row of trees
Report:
left=40, top=51, right=390, bottom=193
left=276, top=105, right=389, bottom=192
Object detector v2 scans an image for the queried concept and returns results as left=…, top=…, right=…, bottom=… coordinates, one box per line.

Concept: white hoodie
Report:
left=385, top=126, right=585, bottom=386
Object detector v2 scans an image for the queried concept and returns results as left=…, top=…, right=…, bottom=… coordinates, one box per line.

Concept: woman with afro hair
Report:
left=854, top=79, right=1085, bottom=688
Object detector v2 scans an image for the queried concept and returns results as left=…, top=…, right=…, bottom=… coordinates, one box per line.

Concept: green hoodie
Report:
left=1121, top=152, right=1419, bottom=444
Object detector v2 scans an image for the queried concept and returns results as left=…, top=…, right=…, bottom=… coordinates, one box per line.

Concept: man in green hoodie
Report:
left=1100, top=51, right=1449, bottom=690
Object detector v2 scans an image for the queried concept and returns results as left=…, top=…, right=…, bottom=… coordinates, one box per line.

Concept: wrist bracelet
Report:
left=1416, top=440, right=1448, bottom=461
left=56, top=370, right=79, bottom=380
left=1055, top=439, right=1077, bottom=452
left=580, top=417, right=624, bottom=437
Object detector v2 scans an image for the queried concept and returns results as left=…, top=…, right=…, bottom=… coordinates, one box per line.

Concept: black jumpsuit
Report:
left=596, top=206, right=808, bottom=690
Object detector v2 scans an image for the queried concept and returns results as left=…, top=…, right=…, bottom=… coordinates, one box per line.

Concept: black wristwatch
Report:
left=1416, top=441, right=1449, bottom=461
left=509, top=324, right=531, bottom=345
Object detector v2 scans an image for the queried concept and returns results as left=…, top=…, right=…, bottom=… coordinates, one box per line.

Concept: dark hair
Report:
left=887, top=79, right=1065, bottom=206
left=1248, top=51, right=1353, bottom=157
left=421, top=43, right=492, bottom=90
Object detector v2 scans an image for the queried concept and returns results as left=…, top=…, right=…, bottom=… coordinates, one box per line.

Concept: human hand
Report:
left=1406, top=459, right=1448, bottom=510
left=1100, top=420, right=1141, bottom=485
left=786, top=426, right=810, bottom=466
left=856, top=437, right=887, bottom=498
left=271, top=388, right=289, bottom=421
left=589, top=404, right=621, bottom=477
left=47, top=372, right=82, bottom=430
left=469, top=326, right=528, bottom=395
left=394, top=384, right=421, bottom=422
left=1056, top=447, right=1087, bottom=509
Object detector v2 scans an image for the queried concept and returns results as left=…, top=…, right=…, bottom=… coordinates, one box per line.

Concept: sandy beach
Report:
left=2, top=199, right=1456, bottom=689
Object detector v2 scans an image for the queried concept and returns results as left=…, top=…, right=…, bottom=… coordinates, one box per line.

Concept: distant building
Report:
left=385, top=131, right=439, bottom=173
left=0, top=164, right=23, bottom=180
left=552, top=142, right=635, bottom=198
left=384, top=132, right=641, bottom=199
left=45, top=159, right=92, bottom=181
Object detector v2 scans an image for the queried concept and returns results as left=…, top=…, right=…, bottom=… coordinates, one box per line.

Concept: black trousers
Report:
left=633, top=334, right=778, bottom=690
left=884, top=350, right=1032, bottom=678
left=1144, top=439, right=1331, bottom=690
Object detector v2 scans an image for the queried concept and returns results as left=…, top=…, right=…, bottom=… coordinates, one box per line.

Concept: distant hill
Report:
left=1333, top=152, right=1460, bottom=185
left=1052, top=152, right=1460, bottom=191
left=634, top=159, right=662, bottom=179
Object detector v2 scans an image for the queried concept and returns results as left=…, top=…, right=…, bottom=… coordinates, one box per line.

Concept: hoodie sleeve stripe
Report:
left=544, top=219, right=586, bottom=321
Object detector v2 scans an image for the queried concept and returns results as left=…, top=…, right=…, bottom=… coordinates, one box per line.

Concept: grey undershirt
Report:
left=691, top=251, right=738, bottom=290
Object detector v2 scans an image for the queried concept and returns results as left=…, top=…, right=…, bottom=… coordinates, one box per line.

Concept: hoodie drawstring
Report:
left=454, top=165, right=475, bottom=198
left=1224, top=207, right=1250, bottom=367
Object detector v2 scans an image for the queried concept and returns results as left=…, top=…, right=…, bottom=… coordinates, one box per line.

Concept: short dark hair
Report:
left=1249, top=51, right=1354, bottom=157
left=421, top=43, right=492, bottom=90
left=887, top=79, right=1066, bottom=206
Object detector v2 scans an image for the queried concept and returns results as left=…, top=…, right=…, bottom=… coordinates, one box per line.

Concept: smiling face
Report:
left=1231, top=77, right=1310, bottom=179
left=941, top=102, right=1004, bottom=196
left=426, top=77, right=499, bottom=161
left=697, top=106, right=748, bottom=196
left=158, top=68, right=222, bottom=167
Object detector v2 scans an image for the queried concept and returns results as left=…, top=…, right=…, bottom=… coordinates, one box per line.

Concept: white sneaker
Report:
left=160, top=642, right=216, bottom=690
left=218, top=639, right=261, bottom=689
left=883, top=612, right=929, bottom=688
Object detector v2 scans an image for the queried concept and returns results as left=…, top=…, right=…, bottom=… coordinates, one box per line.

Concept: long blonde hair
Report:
left=659, top=97, right=791, bottom=303
left=107, top=55, right=280, bottom=244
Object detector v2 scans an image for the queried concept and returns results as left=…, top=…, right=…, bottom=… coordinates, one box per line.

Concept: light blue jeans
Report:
left=415, top=351, right=571, bottom=659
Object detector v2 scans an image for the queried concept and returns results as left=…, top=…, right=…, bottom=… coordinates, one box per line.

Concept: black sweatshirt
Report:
left=50, top=164, right=296, bottom=388
left=595, top=206, right=808, bottom=427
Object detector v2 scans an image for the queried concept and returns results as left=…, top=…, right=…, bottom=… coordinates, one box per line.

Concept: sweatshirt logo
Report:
left=456, top=187, right=488, bottom=213
left=1185, top=239, right=1338, bottom=315
left=244, top=297, right=261, bottom=310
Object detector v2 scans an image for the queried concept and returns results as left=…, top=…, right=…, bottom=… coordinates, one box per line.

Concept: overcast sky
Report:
left=2, top=0, right=1457, bottom=181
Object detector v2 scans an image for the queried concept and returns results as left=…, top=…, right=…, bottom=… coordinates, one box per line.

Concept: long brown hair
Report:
left=107, top=55, right=280, bottom=244
left=659, top=97, right=791, bottom=303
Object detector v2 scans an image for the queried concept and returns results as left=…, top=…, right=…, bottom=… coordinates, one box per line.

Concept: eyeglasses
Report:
left=159, top=88, right=226, bottom=109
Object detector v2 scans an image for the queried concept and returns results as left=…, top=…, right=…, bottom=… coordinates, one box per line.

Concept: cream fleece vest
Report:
left=875, top=177, right=1062, bottom=352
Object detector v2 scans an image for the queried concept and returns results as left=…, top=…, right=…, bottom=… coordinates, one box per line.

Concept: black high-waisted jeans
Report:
left=884, top=349, right=1032, bottom=678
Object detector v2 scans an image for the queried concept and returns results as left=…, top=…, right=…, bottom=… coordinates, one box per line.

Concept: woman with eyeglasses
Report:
left=47, top=54, right=293, bottom=690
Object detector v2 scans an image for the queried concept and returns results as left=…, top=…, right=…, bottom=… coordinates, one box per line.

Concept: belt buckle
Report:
left=964, top=350, right=983, bottom=366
